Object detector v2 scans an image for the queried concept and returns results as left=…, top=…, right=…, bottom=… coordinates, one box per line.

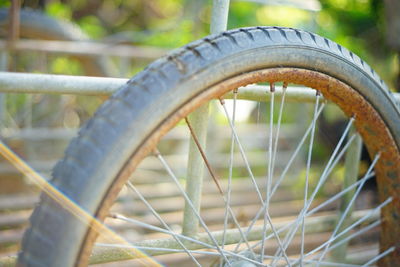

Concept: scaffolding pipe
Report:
left=181, top=0, right=231, bottom=237
left=0, top=72, right=127, bottom=95
left=1, top=72, right=399, bottom=104
left=0, top=40, right=168, bottom=59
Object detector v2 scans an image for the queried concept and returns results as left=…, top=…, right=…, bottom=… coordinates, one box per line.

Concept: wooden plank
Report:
left=106, top=198, right=332, bottom=231
left=0, top=210, right=30, bottom=228
left=0, top=194, right=38, bottom=211
left=0, top=228, right=24, bottom=244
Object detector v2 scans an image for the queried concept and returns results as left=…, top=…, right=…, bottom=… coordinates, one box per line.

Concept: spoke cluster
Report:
left=100, top=82, right=393, bottom=266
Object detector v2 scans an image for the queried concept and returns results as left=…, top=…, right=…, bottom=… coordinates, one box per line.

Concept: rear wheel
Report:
left=18, top=27, right=400, bottom=266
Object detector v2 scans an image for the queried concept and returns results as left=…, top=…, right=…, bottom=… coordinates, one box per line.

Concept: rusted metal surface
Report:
left=184, top=117, right=223, bottom=195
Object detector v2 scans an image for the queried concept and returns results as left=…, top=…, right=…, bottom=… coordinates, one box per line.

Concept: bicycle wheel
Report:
left=18, top=27, right=400, bottom=266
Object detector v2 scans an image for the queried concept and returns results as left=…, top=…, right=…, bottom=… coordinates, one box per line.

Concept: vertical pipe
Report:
left=1, top=0, right=21, bottom=127
left=8, top=0, right=21, bottom=44
left=330, top=129, right=363, bottom=261
left=181, top=0, right=230, bottom=237
left=210, top=0, right=231, bottom=35
left=0, top=52, right=7, bottom=127
left=182, top=105, right=210, bottom=237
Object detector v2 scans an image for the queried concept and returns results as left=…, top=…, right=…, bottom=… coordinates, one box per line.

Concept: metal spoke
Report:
left=223, top=202, right=258, bottom=258
left=307, top=172, right=374, bottom=215
left=98, top=242, right=352, bottom=267
left=328, top=220, right=381, bottom=254
left=111, top=194, right=391, bottom=267
left=300, top=92, right=320, bottom=266
left=222, top=89, right=238, bottom=251
left=248, top=171, right=375, bottom=252
left=265, top=83, right=290, bottom=266
left=96, top=243, right=221, bottom=256
left=315, top=153, right=381, bottom=265
left=263, top=255, right=363, bottom=267
left=103, top=186, right=387, bottom=266
left=260, top=83, right=276, bottom=262
left=219, top=96, right=291, bottom=263
left=260, top=84, right=291, bottom=266
left=296, top=260, right=362, bottom=267
left=107, top=214, right=269, bottom=267
left=271, top=103, right=325, bottom=200
left=185, top=117, right=223, bottom=194
left=234, top=102, right=325, bottom=252
left=329, top=130, right=362, bottom=262
left=298, top=197, right=393, bottom=263
left=182, top=103, right=210, bottom=237
left=274, top=201, right=389, bottom=267
left=154, top=149, right=232, bottom=266
left=102, top=79, right=392, bottom=266
left=258, top=83, right=291, bottom=266
left=246, top=171, right=372, bottom=253
left=126, top=181, right=201, bottom=267
left=325, top=197, right=392, bottom=254
left=111, top=214, right=213, bottom=249
left=185, top=116, right=257, bottom=257
left=361, top=246, right=395, bottom=266
left=325, top=134, right=356, bottom=176
left=270, top=82, right=288, bottom=186
left=273, top=117, right=355, bottom=263
left=219, top=98, right=264, bottom=201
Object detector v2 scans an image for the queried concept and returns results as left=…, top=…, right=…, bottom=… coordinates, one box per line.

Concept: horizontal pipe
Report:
left=0, top=72, right=399, bottom=104
left=0, top=39, right=168, bottom=59
left=0, top=72, right=127, bottom=95
left=0, top=204, right=381, bottom=266
left=225, top=85, right=321, bottom=103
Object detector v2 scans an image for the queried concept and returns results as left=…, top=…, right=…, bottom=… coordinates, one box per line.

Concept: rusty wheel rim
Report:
left=77, top=68, right=399, bottom=266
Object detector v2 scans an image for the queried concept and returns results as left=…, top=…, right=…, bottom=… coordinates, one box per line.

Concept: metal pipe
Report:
left=0, top=209, right=375, bottom=266
left=8, top=0, right=21, bottom=45
left=0, top=54, right=8, bottom=126
left=210, top=0, right=231, bottom=34
left=89, top=210, right=374, bottom=264
left=225, top=85, right=324, bottom=103
left=0, top=72, right=127, bottom=95
left=181, top=0, right=231, bottom=238
left=0, top=39, right=168, bottom=59
left=1, top=72, right=399, bottom=104
left=330, top=129, right=363, bottom=261
left=181, top=106, right=209, bottom=237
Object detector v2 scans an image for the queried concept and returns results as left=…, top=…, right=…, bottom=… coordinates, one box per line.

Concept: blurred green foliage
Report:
left=25, top=0, right=396, bottom=89
left=1, top=0, right=398, bottom=128
left=0, top=2, right=10, bottom=8
left=2, top=0, right=394, bottom=89
left=317, top=0, right=396, bottom=87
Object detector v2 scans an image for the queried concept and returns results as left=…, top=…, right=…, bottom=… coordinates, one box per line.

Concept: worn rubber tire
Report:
left=18, top=27, right=400, bottom=266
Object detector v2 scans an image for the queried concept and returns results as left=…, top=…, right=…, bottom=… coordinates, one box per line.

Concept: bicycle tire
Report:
left=0, top=8, right=113, bottom=77
left=18, top=26, right=400, bottom=266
